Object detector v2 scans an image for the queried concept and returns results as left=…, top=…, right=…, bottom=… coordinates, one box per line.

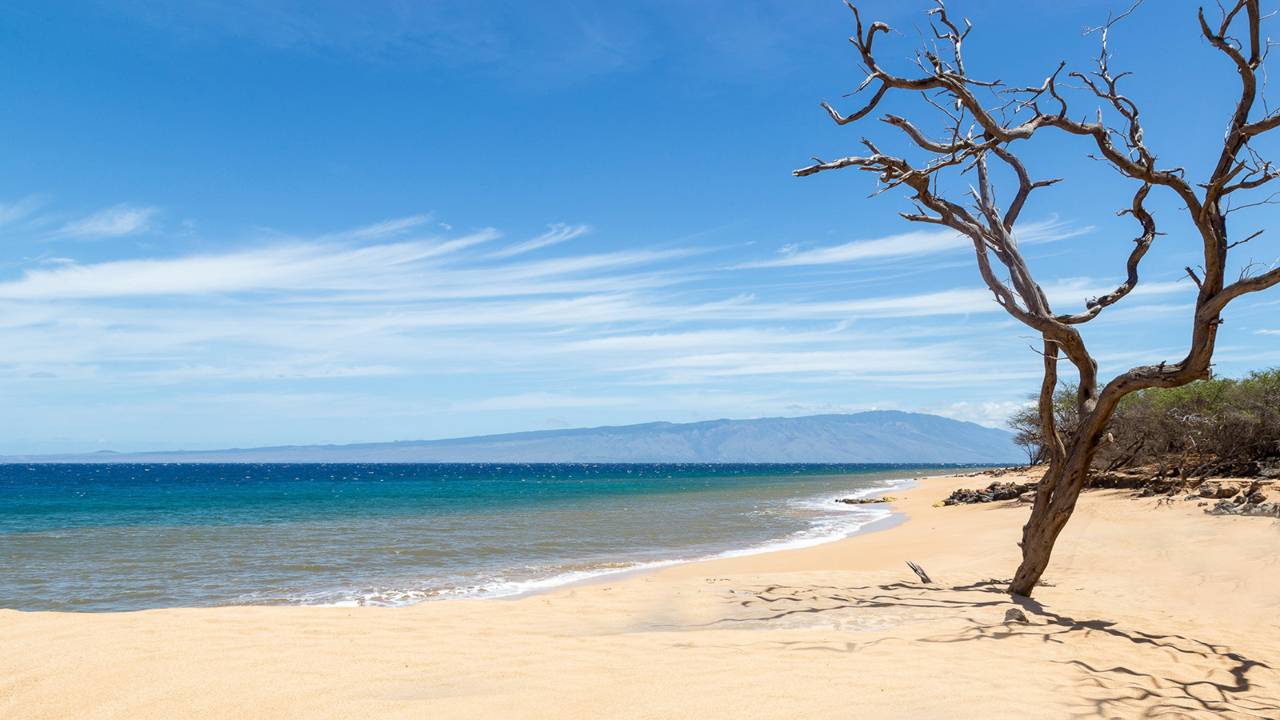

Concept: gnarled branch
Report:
left=795, top=0, right=1280, bottom=598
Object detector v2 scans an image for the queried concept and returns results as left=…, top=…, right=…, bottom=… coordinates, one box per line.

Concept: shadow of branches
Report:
left=689, top=578, right=1278, bottom=718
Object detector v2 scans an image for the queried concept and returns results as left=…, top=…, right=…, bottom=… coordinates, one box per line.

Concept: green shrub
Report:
left=1009, top=369, right=1280, bottom=472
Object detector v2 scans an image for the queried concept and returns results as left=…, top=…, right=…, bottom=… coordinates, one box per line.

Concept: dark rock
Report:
left=1004, top=608, right=1029, bottom=623
left=1091, top=472, right=1147, bottom=489
left=1206, top=494, right=1280, bottom=518
left=990, top=482, right=1025, bottom=501
left=943, top=481, right=1037, bottom=506
left=1200, top=483, right=1230, bottom=499
left=1245, top=502, right=1280, bottom=517
left=1199, top=481, right=1246, bottom=499
left=943, top=488, right=985, bottom=505
left=1207, top=499, right=1245, bottom=515
left=835, top=496, right=894, bottom=505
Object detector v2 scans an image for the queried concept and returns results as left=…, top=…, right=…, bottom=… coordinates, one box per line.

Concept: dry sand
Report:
left=3, top=470, right=1278, bottom=719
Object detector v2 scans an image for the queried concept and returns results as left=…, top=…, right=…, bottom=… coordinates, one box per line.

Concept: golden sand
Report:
left=3, top=470, right=1278, bottom=718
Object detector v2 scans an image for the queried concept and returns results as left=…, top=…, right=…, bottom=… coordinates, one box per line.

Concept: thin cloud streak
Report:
left=323, top=214, right=433, bottom=241
left=0, top=203, right=1225, bottom=454
left=51, top=204, right=159, bottom=239
left=462, top=392, right=637, bottom=411
left=735, top=217, right=1088, bottom=269
left=0, top=195, right=47, bottom=227
left=0, top=234, right=701, bottom=302
left=487, top=223, right=590, bottom=258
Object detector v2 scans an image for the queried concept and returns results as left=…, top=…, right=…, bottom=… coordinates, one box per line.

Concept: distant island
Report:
left=3, top=411, right=1020, bottom=464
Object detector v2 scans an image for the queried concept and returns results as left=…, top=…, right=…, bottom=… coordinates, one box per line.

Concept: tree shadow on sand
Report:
left=687, top=578, right=1279, bottom=718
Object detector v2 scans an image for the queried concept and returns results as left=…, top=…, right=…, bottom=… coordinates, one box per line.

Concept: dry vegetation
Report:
left=1011, top=369, right=1280, bottom=478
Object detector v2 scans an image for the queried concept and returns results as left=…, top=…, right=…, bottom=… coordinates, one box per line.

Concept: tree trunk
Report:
left=795, top=0, right=1280, bottom=602
left=1008, top=436, right=1101, bottom=597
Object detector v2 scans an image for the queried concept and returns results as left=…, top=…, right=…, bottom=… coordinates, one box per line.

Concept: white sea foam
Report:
left=711, top=476, right=913, bottom=559
left=310, top=475, right=920, bottom=608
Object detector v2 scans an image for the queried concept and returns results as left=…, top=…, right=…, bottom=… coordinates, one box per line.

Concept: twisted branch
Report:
left=795, top=2, right=1280, bottom=595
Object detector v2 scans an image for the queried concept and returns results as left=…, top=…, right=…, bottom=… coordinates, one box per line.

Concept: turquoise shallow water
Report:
left=0, top=463, right=969, bottom=611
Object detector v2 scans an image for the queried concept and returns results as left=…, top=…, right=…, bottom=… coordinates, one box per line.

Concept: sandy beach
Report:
left=3, top=469, right=1278, bottom=719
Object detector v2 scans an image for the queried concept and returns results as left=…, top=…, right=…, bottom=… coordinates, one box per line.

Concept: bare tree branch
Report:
left=1205, top=263, right=1280, bottom=314
left=795, top=0, right=1280, bottom=598
left=1055, top=184, right=1157, bottom=324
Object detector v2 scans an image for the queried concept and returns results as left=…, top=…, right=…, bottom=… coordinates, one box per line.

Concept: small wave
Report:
left=306, top=559, right=692, bottom=606
left=710, top=475, right=913, bottom=559
left=305, top=475, right=919, bottom=607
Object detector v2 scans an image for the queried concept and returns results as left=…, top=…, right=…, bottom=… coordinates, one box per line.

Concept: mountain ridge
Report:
left=2, top=411, right=1021, bottom=464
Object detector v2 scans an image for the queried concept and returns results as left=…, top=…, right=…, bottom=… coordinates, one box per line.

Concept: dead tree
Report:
left=795, top=1, right=1280, bottom=596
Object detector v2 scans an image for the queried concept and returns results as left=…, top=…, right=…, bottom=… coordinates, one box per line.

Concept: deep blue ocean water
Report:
left=0, top=463, right=969, bottom=611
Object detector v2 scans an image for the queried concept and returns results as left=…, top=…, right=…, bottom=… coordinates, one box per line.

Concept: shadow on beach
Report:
left=669, top=577, right=1280, bottom=719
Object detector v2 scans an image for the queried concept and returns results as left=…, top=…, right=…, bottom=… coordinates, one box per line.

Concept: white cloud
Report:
left=0, top=203, right=1230, bottom=455
left=488, top=223, right=590, bottom=258
left=0, top=242, right=695, bottom=303
left=0, top=230, right=503, bottom=299
left=787, top=288, right=998, bottom=318
left=755, top=278, right=1187, bottom=323
left=53, top=204, right=159, bottom=239
left=1058, top=277, right=1191, bottom=298
left=564, top=327, right=850, bottom=353
left=621, top=346, right=1024, bottom=383
left=323, top=214, right=432, bottom=241
left=1256, top=329, right=1280, bottom=336
left=929, top=400, right=1031, bottom=429
left=462, top=392, right=637, bottom=411
left=135, top=363, right=406, bottom=383
left=0, top=195, right=46, bottom=227
left=737, top=217, right=1087, bottom=269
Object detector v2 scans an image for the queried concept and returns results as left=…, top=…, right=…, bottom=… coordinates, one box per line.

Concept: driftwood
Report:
left=798, top=1, right=1280, bottom=596
left=906, top=561, right=933, bottom=584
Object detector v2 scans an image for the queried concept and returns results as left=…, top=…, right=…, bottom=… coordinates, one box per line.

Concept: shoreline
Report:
left=648, top=467, right=1006, bottom=580
left=0, top=469, right=938, bottom=613
left=0, top=469, right=932, bottom=613
left=0, top=463, right=983, bottom=613
left=514, top=474, right=922, bottom=602
left=4, top=468, right=1277, bottom=719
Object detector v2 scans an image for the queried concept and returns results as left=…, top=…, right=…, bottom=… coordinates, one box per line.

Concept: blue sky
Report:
left=1, top=0, right=1278, bottom=453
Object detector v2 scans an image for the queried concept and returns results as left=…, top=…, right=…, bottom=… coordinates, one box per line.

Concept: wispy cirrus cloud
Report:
left=323, top=214, right=433, bottom=241
left=928, top=399, right=1033, bottom=428
left=615, top=343, right=1038, bottom=383
left=0, top=195, right=47, bottom=227
left=51, top=204, right=159, bottom=239
left=462, top=392, right=638, bottom=411
left=135, top=363, right=407, bottom=384
left=562, top=326, right=856, bottom=352
left=487, top=223, right=590, bottom=259
left=0, top=227, right=506, bottom=300
left=1, top=200, right=1235, bottom=454
left=735, top=217, right=1089, bottom=269
left=0, top=234, right=695, bottom=302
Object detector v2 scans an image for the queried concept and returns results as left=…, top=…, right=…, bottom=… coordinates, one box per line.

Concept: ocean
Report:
left=0, top=463, right=970, bottom=612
